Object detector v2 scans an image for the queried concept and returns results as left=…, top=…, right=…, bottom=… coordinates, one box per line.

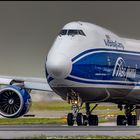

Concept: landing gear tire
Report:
left=88, top=115, right=98, bottom=126
left=117, top=115, right=126, bottom=126
left=117, top=105, right=138, bottom=126
left=67, top=113, right=74, bottom=126
left=127, top=115, right=137, bottom=126
left=76, top=113, right=84, bottom=126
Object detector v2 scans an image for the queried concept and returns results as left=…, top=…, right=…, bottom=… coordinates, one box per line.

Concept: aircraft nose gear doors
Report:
left=66, top=92, right=99, bottom=126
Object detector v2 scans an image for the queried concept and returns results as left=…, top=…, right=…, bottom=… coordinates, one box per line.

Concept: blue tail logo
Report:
left=112, top=57, right=126, bottom=78
left=112, top=57, right=136, bottom=79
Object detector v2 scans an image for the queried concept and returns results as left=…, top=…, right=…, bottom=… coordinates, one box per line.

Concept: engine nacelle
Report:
left=0, top=85, right=31, bottom=118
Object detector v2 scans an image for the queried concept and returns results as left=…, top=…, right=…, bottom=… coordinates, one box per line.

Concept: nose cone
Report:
left=46, top=53, right=72, bottom=79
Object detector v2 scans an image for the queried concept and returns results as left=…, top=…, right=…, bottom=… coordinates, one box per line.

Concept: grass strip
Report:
left=16, top=135, right=140, bottom=139
left=30, top=101, right=118, bottom=111
left=0, top=118, right=66, bottom=125
left=0, top=117, right=111, bottom=125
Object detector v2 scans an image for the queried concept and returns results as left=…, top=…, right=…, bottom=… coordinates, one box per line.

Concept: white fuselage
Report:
left=46, top=21, right=140, bottom=105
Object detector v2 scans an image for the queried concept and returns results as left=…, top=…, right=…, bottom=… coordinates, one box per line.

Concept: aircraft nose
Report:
left=46, top=53, right=72, bottom=79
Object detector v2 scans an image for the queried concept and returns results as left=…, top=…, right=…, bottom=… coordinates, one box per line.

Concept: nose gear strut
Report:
left=66, top=91, right=99, bottom=126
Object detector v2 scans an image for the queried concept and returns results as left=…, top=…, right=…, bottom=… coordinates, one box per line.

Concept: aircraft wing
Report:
left=0, top=75, right=52, bottom=91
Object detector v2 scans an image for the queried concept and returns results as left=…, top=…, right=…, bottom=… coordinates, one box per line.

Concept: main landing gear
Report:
left=67, top=94, right=98, bottom=126
left=66, top=92, right=138, bottom=126
left=117, top=105, right=137, bottom=126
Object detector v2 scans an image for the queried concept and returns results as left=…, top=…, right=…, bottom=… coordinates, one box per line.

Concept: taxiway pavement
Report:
left=0, top=122, right=140, bottom=138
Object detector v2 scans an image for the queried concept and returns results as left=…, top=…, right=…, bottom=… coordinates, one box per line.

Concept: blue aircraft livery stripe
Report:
left=66, top=76, right=138, bottom=86
left=70, top=48, right=140, bottom=84
left=72, top=48, right=140, bottom=62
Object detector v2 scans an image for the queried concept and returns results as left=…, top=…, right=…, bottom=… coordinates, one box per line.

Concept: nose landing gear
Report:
left=67, top=94, right=83, bottom=126
left=67, top=93, right=98, bottom=126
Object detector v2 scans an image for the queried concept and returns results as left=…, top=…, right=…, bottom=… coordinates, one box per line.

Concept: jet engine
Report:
left=0, top=85, right=31, bottom=118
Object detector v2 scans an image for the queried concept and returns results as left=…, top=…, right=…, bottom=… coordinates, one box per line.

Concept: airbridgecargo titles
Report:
left=104, top=35, right=125, bottom=49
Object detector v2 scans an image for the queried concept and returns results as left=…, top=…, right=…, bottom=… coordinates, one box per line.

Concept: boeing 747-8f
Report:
left=0, top=21, right=140, bottom=126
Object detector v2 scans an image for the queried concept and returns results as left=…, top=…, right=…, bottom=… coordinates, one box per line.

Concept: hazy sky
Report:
left=0, top=1, right=140, bottom=77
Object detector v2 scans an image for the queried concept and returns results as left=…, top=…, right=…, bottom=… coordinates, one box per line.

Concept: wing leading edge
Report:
left=0, top=75, right=52, bottom=91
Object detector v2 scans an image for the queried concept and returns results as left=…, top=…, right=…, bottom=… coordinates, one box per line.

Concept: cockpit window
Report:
left=78, top=30, right=86, bottom=36
left=68, top=30, right=78, bottom=36
left=59, top=30, right=67, bottom=36
left=59, top=29, right=86, bottom=36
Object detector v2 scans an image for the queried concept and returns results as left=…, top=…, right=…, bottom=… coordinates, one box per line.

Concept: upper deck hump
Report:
left=122, top=38, right=140, bottom=52
left=62, top=21, right=140, bottom=53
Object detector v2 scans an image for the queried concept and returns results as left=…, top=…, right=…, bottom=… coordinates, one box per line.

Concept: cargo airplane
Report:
left=0, top=21, right=140, bottom=126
